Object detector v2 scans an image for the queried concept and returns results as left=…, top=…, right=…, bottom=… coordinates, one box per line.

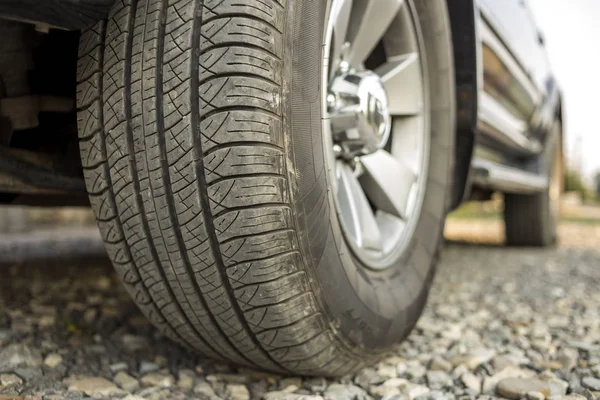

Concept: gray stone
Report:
left=406, top=362, right=427, bottom=380
left=426, top=371, right=452, bottom=390
left=582, top=376, right=600, bottom=391
left=109, top=362, right=128, bottom=374
left=377, top=364, right=398, bottom=379
left=567, top=342, right=600, bottom=353
left=482, top=366, right=534, bottom=393
left=227, top=383, right=251, bottom=400
left=194, top=381, right=216, bottom=397
left=122, top=334, right=149, bottom=352
left=325, top=383, right=372, bottom=400
left=0, top=344, right=42, bottom=370
left=369, top=379, right=407, bottom=398
left=305, top=378, right=328, bottom=392
left=455, top=348, right=496, bottom=370
left=139, top=361, right=159, bottom=374
left=121, top=396, right=148, bottom=400
left=0, top=373, right=23, bottom=387
left=279, top=378, right=303, bottom=392
left=355, top=368, right=385, bottom=388
left=496, top=378, right=552, bottom=400
left=414, top=390, right=453, bottom=400
left=538, top=371, right=569, bottom=396
left=141, top=372, right=175, bottom=388
left=44, top=353, right=63, bottom=368
left=177, top=369, right=195, bottom=392
left=114, top=371, right=140, bottom=392
left=407, top=385, right=430, bottom=400
left=557, top=347, right=579, bottom=372
left=12, top=367, right=42, bottom=381
left=526, top=391, right=546, bottom=400
left=429, top=357, right=453, bottom=373
left=492, top=356, right=516, bottom=371
left=265, top=392, right=324, bottom=400
left=460, top=373, right=481, bottom=394
left=65, top=376, right=125, bottom=397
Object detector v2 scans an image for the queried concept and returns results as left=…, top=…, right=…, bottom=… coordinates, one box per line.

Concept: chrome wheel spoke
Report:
left=376, top=53, right=423, bottom=116
left=330, top=0, right=353, bottom=73
left=330, top=110, right=359, bottom=134
left=346, top=0, right=405, bottom=68
left=359, top=150, right=417, bottom=220
left=337, top=162, right=383, bottom=252
left=325, top=0, right=429, bottom=269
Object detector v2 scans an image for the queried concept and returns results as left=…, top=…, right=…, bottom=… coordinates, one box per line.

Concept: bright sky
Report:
left=529, top=0, right=600, bottom=182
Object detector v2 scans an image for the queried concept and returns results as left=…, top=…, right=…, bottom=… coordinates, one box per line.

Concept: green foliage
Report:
left=565, top=168, right=590, bottom=201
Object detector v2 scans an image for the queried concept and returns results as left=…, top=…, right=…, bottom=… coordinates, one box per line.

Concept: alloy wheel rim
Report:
left=322, top=0, right=431, bottom=270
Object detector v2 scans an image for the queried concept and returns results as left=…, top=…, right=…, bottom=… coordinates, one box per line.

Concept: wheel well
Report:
left=446, top=0, right=479, bottom=210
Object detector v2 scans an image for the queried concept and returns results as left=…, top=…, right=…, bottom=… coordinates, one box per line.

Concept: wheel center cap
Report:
left=358, top=73, right=391, bottom=148
left=329, top=71, right=392, bottom=156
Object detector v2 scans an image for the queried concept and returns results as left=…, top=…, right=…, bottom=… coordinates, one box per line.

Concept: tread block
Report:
left=204, top=145, right=285, bottom=184
left=199, top=76, right=281, bottom=114
left=208, top=176, right=289, bottom=214
left=200, top=110, right=283, bottom=152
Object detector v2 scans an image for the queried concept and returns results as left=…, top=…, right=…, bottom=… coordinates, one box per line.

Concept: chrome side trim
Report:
left=478, top=14, right=541, bottom=105
left=478, top=92, right=542, bottom=154
left=472, top=158, right=548, bottom=194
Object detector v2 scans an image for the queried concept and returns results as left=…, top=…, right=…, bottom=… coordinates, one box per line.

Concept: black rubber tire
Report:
left=76, top=0, right=455, bottom=375
left=504, top=124, right=562, bottom=247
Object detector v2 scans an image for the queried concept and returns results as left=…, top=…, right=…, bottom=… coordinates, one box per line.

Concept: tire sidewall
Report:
left=284, top=0, right=455, bottom=349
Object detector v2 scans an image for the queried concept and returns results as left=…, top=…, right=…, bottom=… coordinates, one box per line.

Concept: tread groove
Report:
left=152, top=0, right=246, bottom=363
left=192, top=0, right=288, bottom=373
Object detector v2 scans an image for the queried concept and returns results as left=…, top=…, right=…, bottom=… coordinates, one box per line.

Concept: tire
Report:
left=76, top=0, right=455, bottom=375
left=504, top=123, right=563, bottom=247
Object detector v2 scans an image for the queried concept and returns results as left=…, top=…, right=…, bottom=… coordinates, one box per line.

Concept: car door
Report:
left=476, top=0, right=553, bottom=156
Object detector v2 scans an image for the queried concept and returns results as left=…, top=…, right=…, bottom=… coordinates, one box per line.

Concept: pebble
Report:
left=114, top=371, right=140, bottom=392
left=407, top=385, right=430, bottom=399
left=43, top=353, right=62, bottom=368
left=4, top=221, right=600, bottom=399
left=581, top=376, right=600, bottom=391
left=177, top=369, right=195, bottom=392
left=280, top=377, right=303, bottom=392
left=496, top=378, right=552, bottom=400
left=325, top=383, right=371, bottom=400
left=141, top=372, right=175, bottom=388
left=194, top=381, right=216, bottom=397
left=405, top=362, right=426, bottom=379
left=526, top=391, right=546, bottom=400
left=355, top=368, right=385, bottom=388
left=109, top=362, right=129, bottom=374
left=265, top=392, right=324, bottom=400
left=557, top=347, right=579, bottom=372
left=0, top=373, right=23, bottom=387
left=460, top=372, right=481, bottom=394
left=65, top=376, right=125, bottom=397
left=426, top=371, right=452, bottom=390
left=429, top=357, right=453, bottom=373
left=122, top=396, right=148, bottom=400
left=0, top=344, right=42, bottom=370
left=122, top=334, right=149, bottom=352
left=482, top=366, right=534, bottom=393
left=227, top=383, right=251, bottom=400
left=139, top=361, right=160, bottom=374
left=305, top=378, right=328, bottom=392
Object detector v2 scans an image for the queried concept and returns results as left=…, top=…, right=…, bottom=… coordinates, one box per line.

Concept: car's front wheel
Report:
left=76, top=0, right=455, bottom=375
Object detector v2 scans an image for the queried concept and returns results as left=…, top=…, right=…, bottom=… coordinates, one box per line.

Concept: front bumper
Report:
left=0, top=0, right=114, bottom=30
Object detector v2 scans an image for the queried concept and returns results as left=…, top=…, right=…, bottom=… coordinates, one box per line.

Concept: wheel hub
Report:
left=328, top=70, right=391, bottom=158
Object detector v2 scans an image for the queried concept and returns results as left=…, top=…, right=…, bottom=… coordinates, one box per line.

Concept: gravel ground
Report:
left=1, top=221, right=600, bottom=400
